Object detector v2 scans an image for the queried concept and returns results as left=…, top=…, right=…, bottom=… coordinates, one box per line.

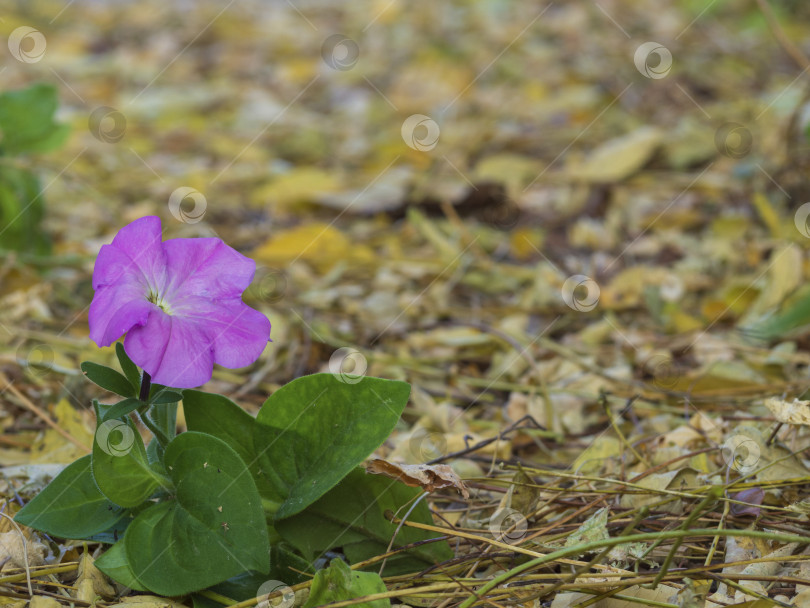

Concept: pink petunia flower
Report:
left=89, top=216, right=271, bottom=388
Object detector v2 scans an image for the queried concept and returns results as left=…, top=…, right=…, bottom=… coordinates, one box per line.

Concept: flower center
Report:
left=147, top=289, right=173, bottom=314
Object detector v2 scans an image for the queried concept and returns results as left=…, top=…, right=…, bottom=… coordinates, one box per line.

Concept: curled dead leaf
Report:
left=365, top=458, right=469, bottom=498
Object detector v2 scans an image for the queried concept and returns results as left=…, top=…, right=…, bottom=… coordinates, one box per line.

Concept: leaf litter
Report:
left=4, top=0, right=810, bottom=607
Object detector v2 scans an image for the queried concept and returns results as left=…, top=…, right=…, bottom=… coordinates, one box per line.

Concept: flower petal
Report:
left=162, top=238, right=255, bottom=300
left=124, top=311, right=214, bottom=389
left=89, top=284, right=153, bottom=347
left=93, top=216, right=167, bottom=291
left=176, top=297, right=271, bottom=369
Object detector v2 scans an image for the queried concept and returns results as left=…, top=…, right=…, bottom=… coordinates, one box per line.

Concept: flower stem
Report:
left=138, top=409, right=171, bottom=448
left=139, top=371, right=152, bottom=401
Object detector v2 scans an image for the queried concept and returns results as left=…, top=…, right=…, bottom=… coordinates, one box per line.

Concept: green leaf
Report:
left=81, top=361, right=136, bottom=398
left=149, top=389, right=182, bottom=405
left=277, top=467, right=452, bottom=574
left=14, top=456, right=128, bottom=539
left=116, top=342, right=142, bottom=390
left=740, top=283, right=810, bottom=342
left=303, top=558, right=388, bottom=608
left=254, top=373, right=410, bottom=519
left=124, top=432, right=270, bottom=596
left=183, top=390, right=279, bottom=501
left=95, top=539, right=149, bottom=591
left=0, top=83, right=70, bottom=155
left=146, top=385, right=179, bottom=446
left=183, top=390, right=257, bottom=469
left=100, top=397, right=142, bottom=422
left=0, top=165, right=49, bottom=255
left=91, top=415, right=169, bottom=507
left=145, top=437, right=160, bottom=464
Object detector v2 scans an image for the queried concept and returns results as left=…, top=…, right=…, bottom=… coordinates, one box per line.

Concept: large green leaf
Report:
left=277, top=467, right=453, bottom=574
left=14, top=456, right=127, bottom=539
left=254, top=373, right=411, bottom=519
left=184, top=390, right=257, bottom=467
left=0, top=83, right=70, bottom=155
left=124, top=432, right=270, bottom=595
left=91, top=414, right=168, bottom=508
left=303, top=558, right=388, bottom=608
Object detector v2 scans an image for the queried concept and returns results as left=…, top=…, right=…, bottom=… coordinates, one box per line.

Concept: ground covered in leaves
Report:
left=5, top=0, right=810, bottom=607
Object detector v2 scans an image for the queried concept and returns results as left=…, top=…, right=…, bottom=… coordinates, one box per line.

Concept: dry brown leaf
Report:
left=0, top=530, right=46, bottom=571
left=28, top=598, right=60, bottom=608
left=110, top=596, right=188, bottom=608
left=364, top=458, right=469, bottom=498
left=76, top=552, right=116, bottom=601
left=764, top=397, right=810, bottom=426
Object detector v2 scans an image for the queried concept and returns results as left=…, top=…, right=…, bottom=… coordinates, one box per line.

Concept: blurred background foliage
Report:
left=3, top=0, right=810, bottom=475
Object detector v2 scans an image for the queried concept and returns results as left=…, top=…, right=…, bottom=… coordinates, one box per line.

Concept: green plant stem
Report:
left=457, top=528, right=810, bottom=608
left=139, top=371, right=152, bottom=401
left=137, top=408, right=171, bottom=448
left=136, top=371, right=174, bottom=448
left=199, top=590, right=237, bottom=605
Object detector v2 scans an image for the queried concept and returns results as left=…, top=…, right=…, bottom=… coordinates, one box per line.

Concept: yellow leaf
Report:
left=620, top=468, right=698, bottom=512
left=601, top=266, right=674, bottom=310
left=744, top=243, right=802, bottom=319
left=76, top=552, right=116, bottom=601
left=251, top=168, right=342, bottom=208
left=568, top=126, right=662, bottom=183
left=31, top=399, right=93, bottom=464
left=668, top=309, right=704, bottom=333
left=752, top=192, right=783, bottom=239
left=252, top=222, right=374, bottom=271
left=509, top=228, right=544, bottom=261
left=573, top=436, right=621, bottom=474
left=474, top=154, right=545, bottom=195
left=28, top=598, right=59, bottom=608
left=764, top=397, right=810, bottom=426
